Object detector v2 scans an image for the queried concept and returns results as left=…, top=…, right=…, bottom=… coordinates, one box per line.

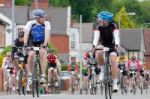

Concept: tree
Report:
left=15, top=0, right=31, bottom=6
left=49, top=0, right=69, bottom=7
left=114, top=6, right=136, bottom=29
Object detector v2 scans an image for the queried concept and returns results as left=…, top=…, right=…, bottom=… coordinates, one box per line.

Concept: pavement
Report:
left=0, top=88, right=149, bottom=99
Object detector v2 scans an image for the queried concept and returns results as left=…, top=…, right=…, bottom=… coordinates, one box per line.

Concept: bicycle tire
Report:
left=18, top=69, right=23, bottom=95
left=120, top=76, right=124, bottom=94
left=32, top=62, right=36, bottom=97
left=100, top=82, right=103, bottom=95
left=36, top=80, right=39, bottom=97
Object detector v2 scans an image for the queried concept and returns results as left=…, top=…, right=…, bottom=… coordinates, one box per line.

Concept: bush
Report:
left=61, top=64, right=68, bottom=71
left=1, top=45, right=12, bottom=57
left=0, top=54, right=4, bottom=68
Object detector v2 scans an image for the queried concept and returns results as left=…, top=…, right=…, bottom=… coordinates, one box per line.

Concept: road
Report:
left=0, top=90, right=150, bottom=99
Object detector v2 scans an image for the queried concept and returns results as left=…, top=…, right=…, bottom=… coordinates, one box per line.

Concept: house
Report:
left=120, top=29, right=145, bottom=65
left=143, top=29, right=150, bottom=70
left=71, top=23, right=93, bottom=60
left=0, top=6, right=28, bottom=48
left=0, top=15, right=9, bottom=51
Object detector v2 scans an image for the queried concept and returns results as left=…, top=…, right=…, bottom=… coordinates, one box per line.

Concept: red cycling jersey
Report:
left=47, top=54, right=57, bottom=64
left=128, top=60, right=141, bottom=72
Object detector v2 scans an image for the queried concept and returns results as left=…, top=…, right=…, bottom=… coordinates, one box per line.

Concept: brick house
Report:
left=143, top=29, right=150, bottom=70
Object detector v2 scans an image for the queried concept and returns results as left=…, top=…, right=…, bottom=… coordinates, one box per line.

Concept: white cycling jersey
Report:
left=24, top=20, right=51, bottom=34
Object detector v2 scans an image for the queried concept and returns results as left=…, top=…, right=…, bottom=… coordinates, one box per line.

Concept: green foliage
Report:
left=1, top=45, right=12, bottom=57
left=49, top=0, right=69, bottom=7
left=114, top=6, right=136, bottom=29
left=15, top=0, right=31, bottom=6
left=61, top=64, right=68, bottom=71
left=0, top=54, right=4, bottom=68
left=0, top=45, right=12, bottom=68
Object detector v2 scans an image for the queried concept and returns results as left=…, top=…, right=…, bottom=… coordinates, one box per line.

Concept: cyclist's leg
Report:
left=109, top=52, right=119, bottom=91
left=39, top=48, right=47, bottom=82
left=95, top=45, right=104, bottom=80
left=27, top=50, right=34, bottom=77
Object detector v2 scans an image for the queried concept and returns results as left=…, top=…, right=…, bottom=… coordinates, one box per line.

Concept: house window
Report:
left=18, top=28, right=23, bottom=33
left=0, top=24, right=6, bottom=47
left=71, top=32, right=76, bottom=50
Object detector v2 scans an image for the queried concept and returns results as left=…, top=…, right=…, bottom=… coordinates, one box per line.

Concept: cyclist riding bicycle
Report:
left=24, top=9, right=51, bottom=86
left=127, top=56, right=142, bottom=91
left=47, top=49, right=60, bottom=87
left=117, top=51, right=128, bottom=76
left=83, top=50, right=100, bottom=82
left=92, top=11, right=120, bottom=92
left=2, top=52, right=14, bottom=88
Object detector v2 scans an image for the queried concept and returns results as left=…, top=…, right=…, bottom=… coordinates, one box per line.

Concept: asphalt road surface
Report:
left=0, top=90, right=150, bottom=99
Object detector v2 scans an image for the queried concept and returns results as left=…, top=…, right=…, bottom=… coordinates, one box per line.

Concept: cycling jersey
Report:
left=128, top=60, right=141, bottom=72
left=47, top=54, right=57, bottom=64
left=68, top=62, right=79, bottom=73
left=93, top=22, right=119, bottom=48
left=24, top=20, right=51, bottom=46
left=117, top=56, right=128, bottom=64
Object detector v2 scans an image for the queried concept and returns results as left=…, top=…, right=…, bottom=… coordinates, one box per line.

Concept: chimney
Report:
left=32, top=0, right=49, bottom=9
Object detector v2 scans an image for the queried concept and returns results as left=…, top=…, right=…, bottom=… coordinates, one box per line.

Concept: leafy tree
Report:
left=49, top=0, right=69, bottom=7
left=15, top=0, right=31, bottom=6
left=114, top=6, right=136, bottom=29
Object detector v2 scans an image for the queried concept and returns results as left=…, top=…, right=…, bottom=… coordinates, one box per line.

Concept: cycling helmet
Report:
left=119, top=51, right=125, bottom=56
left=18, top=31, right=24, bottom=38
left=32, top=9, right=46, bottom=18
left=97, top=11, right=114, bottom=22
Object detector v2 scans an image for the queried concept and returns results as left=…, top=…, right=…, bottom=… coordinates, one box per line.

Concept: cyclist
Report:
left=117, top=51, right=128, bottom=90
left=11, top=31, right=25, bottom=91
left=83, top=50, right=100, bottom=82
left=47, top=49, right=60, bottom=87
left=24, top=9, right=51, bottom=87
left=127, top=56, right=141, bottom=92
left=2, top=52, right=14, bottom=90
left=92, top=11, right=120, bottom=92
left=68, top=56, right=79, bottom=91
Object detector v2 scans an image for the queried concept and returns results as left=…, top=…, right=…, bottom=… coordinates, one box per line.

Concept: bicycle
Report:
left=15, top=47, right=27, bottom=95
left=96, top=47, right=113, bottom=99
left=71, top=70, right=79, bottom=94
left=118, top=64, right=127, bottom=94
left=129, top=70, right=137, bottom=94
left=26, top=46, right=42, bottom=97
left=6, top=68, right=14, bottom=95
left=49, top=67, right=60, bottom=94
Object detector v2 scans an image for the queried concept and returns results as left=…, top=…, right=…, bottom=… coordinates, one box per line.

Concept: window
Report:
left=18, top=28, right=23, bottom=33
left=0, top=24, right=6, bottom=47
left=71, top=32, right=76, bottom=50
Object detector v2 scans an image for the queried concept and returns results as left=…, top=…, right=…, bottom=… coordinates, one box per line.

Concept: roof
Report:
left=29, top=7, right=68, bottom=35
left=0, top=6, right=28, bottom=25
left=73, top=23, right=93, bottom=43
left=120, top=29, right=142, bottom=50
left=144, top=29, right=150, bottom=55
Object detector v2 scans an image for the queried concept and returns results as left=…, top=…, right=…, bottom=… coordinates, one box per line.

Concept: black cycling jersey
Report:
left=14, top=38, right=24, bottom=47
left=97, top=22, right=118, bottom=48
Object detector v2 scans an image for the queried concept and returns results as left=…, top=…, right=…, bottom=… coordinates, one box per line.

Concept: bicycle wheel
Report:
left=18, top=70, right=22, bottom=95
left=32, top=64, right=36, bottom=97
left=36, top=80, right=39, bottom=97
left=100, top=82, right=103, bottom=95
left=120, top=76, right=124, bottom=94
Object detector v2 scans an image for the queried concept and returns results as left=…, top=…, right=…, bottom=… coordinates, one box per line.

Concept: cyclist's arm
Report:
left=44, top=21, right=51, bottom=46
left=93, top=29, right=100, bottom=47
left=67, top=64, right=70, bottom=73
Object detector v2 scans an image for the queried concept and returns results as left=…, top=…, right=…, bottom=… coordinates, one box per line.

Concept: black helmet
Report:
left=18, top=31, right=24, bottom=38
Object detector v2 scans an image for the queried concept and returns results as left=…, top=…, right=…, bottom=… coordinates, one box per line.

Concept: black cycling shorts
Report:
left=48, top=63, right=57, bottom=68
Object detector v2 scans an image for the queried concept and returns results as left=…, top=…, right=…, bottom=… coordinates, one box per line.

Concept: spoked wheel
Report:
left=100, top=82, right=104, bottom=95
left=32, top=80, right=35, bottom=97
left=36, top=80, right=39, bottom=97
left=120, top=77, right=124, bottom=94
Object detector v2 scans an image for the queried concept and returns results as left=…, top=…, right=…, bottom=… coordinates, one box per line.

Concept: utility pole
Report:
left=12, top=0, right=15, bottom=44
left=79, top=15, right=83, bottom=94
